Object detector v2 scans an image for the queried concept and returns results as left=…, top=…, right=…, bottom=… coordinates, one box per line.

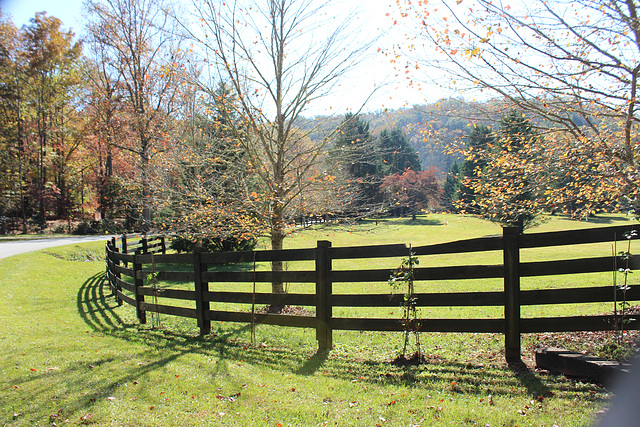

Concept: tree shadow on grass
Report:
left=393, top=217, right=444, bottom=227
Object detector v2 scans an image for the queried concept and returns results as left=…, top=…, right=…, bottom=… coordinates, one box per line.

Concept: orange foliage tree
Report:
left=380, top=168, right=442, bottom=218
left=395, top=0, right=640, bottom=219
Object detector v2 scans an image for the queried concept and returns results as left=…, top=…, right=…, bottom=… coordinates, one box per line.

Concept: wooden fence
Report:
left=105, top=224, right=639, bottom=361
left=110, top=234, right=167, bottom=256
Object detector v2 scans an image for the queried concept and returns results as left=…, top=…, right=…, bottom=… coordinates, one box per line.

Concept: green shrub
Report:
left=170, top=235, right=256, bottom=253
left=72, top=220, right=102, bottom=235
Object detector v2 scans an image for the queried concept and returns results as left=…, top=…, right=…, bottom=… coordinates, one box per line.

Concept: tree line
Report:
left=0, top=1, right=441, bottom=261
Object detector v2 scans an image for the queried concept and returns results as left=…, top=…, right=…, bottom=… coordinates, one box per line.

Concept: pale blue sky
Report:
left=0, top=0, right=447, bottom=113
left=1, top=0, right=86, bottom=32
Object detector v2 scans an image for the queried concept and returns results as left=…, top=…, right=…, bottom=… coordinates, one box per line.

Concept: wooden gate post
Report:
left=194, top=249, right=211, bottom=335
left=316, top=240, right=333, bottom=351
left=503, top=226, right=521, bottom=363
left=133, top=253, right=147, bottom=324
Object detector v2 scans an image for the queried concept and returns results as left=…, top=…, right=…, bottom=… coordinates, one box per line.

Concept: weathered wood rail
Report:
left=105, top=225, right=639, bottom=361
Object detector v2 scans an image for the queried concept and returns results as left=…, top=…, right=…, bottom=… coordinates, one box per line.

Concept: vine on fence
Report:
left=146, top=253, right=162, bottom=329
left=614, top=229, right=637, bottom=344
left=388, top=246, right=422, bottom=361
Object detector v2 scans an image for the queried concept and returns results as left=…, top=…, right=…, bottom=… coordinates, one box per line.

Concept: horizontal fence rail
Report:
left=106, top=224, right=639, bottom=361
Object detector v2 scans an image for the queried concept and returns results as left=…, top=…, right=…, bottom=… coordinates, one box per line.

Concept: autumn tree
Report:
left=396, top=0, right=640, bottom=218
left=157, top=81, right=266, bottom=250
left=85, top=0, right=186, bottom=230
left=18, top=13, right=83, bottom=229
left=82, top=30, right=133, bottom=226
left=182, top=0, right=373, bottom=293
left=456, top=111, right=547, bottom=230
left=0, top=13, right=27, bottom=232
left=380, top=168, right=441, bottom=218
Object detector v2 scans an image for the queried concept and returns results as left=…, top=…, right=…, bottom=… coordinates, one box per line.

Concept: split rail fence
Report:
left=106, top=225, right=639, bottom=361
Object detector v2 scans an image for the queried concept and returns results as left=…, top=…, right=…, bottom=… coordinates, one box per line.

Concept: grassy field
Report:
left=1, top=213, right=637, bottom=426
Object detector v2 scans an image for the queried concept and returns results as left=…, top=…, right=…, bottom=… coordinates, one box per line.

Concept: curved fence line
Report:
left=105, top=225, right=639, bottom=362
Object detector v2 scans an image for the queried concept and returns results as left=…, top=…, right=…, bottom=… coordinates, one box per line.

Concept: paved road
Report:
left=0, top=236, right=114, bottom=260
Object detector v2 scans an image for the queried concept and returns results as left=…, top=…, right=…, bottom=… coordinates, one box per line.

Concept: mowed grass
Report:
left=1, top=213, right=637, bottom=426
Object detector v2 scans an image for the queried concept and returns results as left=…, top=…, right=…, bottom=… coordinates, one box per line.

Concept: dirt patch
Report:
left=254, top=305, right=315, bottom=316
left=526, top=307, right=640, bottom=363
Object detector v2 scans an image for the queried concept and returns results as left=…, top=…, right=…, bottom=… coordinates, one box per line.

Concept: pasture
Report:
left=1, top=213, right=637, bottom=426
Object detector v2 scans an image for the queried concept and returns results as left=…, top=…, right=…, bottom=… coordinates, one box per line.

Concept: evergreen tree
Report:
left=458, top=124, right=495, bottom=213
left=159, top=82, right=263, bottom=250
left=442, top=161, right=460, bottom=211
left=457, top=111, right=545, bottom=230
left=332, top=113, right=384, bottom=211
left=378, top=127, right=422, bottom=175
left=494, top=110, right=543, bottom=229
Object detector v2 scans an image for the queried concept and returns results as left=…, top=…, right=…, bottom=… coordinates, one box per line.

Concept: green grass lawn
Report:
left=1, top=213, right=636, bottom=426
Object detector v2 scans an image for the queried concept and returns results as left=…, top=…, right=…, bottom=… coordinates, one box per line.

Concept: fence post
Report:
left=133, top=253, right=147, bottom=324
left=108, top=239, right=123, bottom=306
left=503, top=226, right=521, bottom=363
left=160, top=236, right=167, bottom=254
left=122, top=234, right=128, bottom=254
left=141, top=236, right=149, bottom=254
left=194, top=249, right=211, bottom=335
left=316, top=240, right=333, bottom=351
left=106, top=240, right=114, bottom=297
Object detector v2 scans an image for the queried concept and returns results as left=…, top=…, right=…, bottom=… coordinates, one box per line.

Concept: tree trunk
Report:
left=140, top=139, right=151, bottom=231
left=270, top=201, right=286, bottom=295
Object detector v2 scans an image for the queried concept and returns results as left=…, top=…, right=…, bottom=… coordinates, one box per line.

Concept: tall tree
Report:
left=159, top=81, right=265, bottom=248
left=457, top=123, right=494, bottom=214
left=0, top=13, right=27, bottom=232
left=378, top=127, right=422, bottom=175
left=82, top=33, right=130, bottom=224
left=442, top=161, right=460, bottom=211
left=458, top=111, right=547, bottom=230
left=183, top=0, right=373, bottom=293
left=332, top=112, right=384, bottom=212
left=21, top=13, right=83, bottom=228
left=396, top=0, right=640, bottom=217
left=85, top=0, right=185, bottom=230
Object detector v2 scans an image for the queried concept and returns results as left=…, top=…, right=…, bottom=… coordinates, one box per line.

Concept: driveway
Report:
left=0, top=235, right=114, bottom=260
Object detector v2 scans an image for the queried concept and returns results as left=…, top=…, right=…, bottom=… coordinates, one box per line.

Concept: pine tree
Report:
left=378, top=127, right=422, bottom=175
left=332, top=113, right=384, bottom=211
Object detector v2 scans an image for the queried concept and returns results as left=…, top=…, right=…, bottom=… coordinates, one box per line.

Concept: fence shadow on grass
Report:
left=76, top=274, right=591, bottom=403
left=76, top=272, right=131, bottom=331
